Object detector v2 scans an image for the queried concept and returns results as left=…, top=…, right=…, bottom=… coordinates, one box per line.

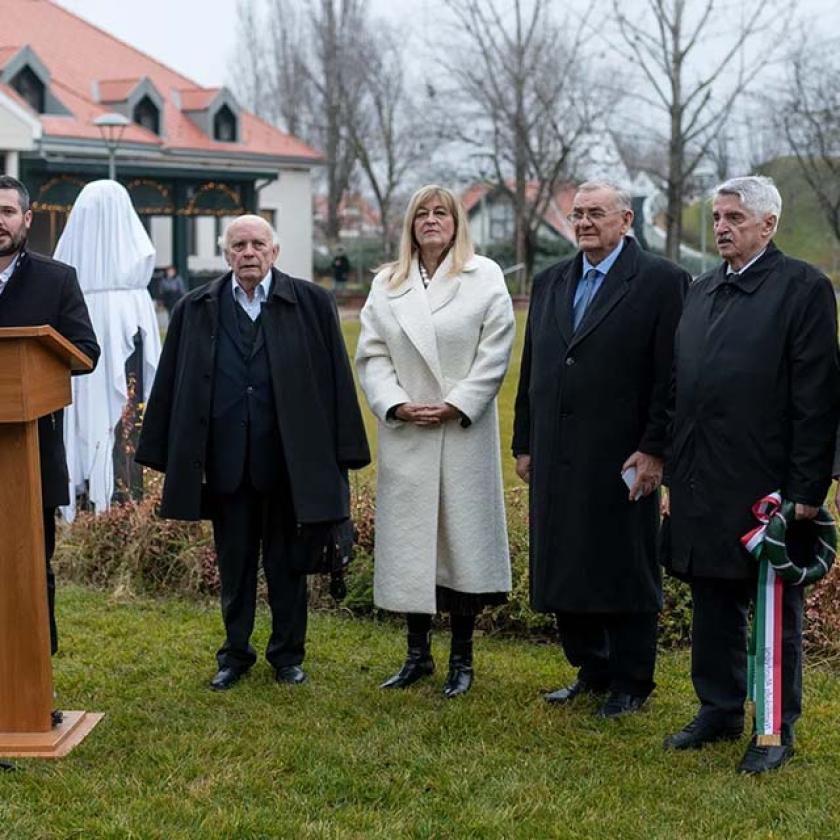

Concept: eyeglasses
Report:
left=566, top=209, right=626, bottom=224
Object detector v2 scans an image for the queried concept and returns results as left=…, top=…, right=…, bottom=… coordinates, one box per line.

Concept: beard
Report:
left=0, top=227, right=27, bottom=257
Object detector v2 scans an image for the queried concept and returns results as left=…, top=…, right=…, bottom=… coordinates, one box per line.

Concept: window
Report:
left=133, top=96, right=160, bottom=135
left=213, top=105, right=237, bottom=142
left=11, top=66, right=45, bottom=113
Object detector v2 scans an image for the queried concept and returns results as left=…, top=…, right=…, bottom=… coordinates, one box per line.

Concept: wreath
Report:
left=759, top=500, right=837, bottom=585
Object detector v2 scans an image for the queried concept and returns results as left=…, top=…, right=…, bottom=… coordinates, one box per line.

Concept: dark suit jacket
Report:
left=665, top=243, right=840, bottom=579
left=136, top=268, right=371, bottom=522
left=0, top=249, right=100, bottom=508
left=512, top=236, right=688, bottom=612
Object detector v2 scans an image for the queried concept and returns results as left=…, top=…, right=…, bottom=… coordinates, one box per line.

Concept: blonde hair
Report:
left=384, top=184, right=474, bottom=286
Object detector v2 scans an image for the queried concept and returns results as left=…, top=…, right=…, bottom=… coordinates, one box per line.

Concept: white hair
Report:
left=575, top=180, right=633, bottom=213
left=218, top=214, right=280, bottom=250
left=714, top=176, right=782, bottom=233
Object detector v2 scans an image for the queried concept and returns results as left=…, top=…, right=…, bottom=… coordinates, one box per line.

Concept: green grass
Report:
left=2, top=586, right=839, bottom=838
left=343, top=311, right=528, bottom=488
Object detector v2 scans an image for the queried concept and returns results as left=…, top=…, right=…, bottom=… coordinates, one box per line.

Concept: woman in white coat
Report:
left=356, top=185, right=515, bottom=697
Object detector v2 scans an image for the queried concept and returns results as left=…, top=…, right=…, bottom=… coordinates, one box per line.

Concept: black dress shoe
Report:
left=544, top=680, right=606, bottom=704
left=275, top=665, right=307, bottom=685
left=380, top=654, right=435, bottom=689
left=596, top=692, right=647, bottom=718
left=738, top=737, right=794, bottom=774
left=442, top=640, right=473, bottom=699
left=664, top=717, right=743, bottom=750
left=210, top=667, right=243, bottom=691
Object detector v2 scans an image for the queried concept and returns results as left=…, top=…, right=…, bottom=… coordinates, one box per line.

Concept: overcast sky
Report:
left=54, top=0, right=431, bottom=87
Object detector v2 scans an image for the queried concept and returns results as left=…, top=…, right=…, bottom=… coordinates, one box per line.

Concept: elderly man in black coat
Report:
left=0, top=175, right=100, bottom=657
left=662, top=175, right=840, bottom=774
left=136, top=215, right=370, bottom=690
left=513, top=181, right=688, bottom=718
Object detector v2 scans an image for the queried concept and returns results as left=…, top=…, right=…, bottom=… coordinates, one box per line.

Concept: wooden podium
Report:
left=0, top=326, right=103, bottom=757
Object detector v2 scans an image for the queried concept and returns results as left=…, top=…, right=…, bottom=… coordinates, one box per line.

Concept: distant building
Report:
left=313, top=192, right=383, bottom=241
left=0, top=0, right=322, bottom=280
left=462, top=181, right=578, bottom=250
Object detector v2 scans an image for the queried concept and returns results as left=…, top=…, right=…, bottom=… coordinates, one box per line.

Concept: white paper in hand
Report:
left=621, top=466, right=642, bottom=501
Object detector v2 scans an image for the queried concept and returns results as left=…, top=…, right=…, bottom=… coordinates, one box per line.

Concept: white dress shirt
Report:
left=0, top=253, right=20, bottom=297
left=232, top=270, right=272, bottom=321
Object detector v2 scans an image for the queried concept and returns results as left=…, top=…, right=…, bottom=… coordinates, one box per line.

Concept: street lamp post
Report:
left=93, top=112, right=130, bottom=180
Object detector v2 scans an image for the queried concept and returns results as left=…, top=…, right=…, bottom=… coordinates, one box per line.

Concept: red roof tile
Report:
left=0, top=0, right=322, bottom=161
left=97, top=78, right=142, bottom=102
left=178, top=88, right=220, bottom=111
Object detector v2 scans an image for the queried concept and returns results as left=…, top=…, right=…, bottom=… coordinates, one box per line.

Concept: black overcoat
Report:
left=0, top=249, right=100, bottom=508
left=512, top=237, right=688, bottom=613
left=135, top=268, right=370, bottom=522
left=665, top=243, right=840, bottom=579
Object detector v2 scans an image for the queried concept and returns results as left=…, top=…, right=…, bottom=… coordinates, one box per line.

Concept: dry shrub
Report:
left=55, top=476, right=840, bottom=660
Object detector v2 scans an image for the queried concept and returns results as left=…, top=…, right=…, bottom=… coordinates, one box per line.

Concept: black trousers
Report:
left=44, top=507, right=58, bottom=656
left=689, top=576, right=803, bottom=740
left=554, top=611, right=658, bottom=696
left=209, top=480, right=307, bottom=672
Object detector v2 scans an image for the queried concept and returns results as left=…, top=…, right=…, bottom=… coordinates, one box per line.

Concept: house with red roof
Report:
left=0, top=0, right=323, bottom=279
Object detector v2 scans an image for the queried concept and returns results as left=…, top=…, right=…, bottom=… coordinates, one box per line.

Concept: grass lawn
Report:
left=342, top=311, right=527, bottom=489
left=2, top=586, right=839, bottom=838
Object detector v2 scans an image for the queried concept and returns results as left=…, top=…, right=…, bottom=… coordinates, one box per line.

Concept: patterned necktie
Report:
left=573, top=268, right=600, bottom=330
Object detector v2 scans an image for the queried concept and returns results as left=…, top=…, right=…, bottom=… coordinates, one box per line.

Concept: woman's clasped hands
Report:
left=394, top=402, right=460, bottom=426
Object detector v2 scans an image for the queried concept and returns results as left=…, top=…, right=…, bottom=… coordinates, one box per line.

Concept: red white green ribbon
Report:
left=741, top=491, right=784, bottom=745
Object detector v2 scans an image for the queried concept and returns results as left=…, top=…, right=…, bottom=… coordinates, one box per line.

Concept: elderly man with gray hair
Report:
left=137, top=214, right=370, bottom=691
left=513, top=180, right=689, bottom=719
left=661, top=175, right=840, bottom=773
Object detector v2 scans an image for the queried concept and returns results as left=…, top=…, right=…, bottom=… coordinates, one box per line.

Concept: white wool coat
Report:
left=356, top=253, right=515, bottom=614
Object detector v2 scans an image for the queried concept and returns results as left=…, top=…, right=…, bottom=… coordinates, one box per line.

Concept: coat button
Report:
left=199, top=417, right=207, bottom=426
left=565, top=357, right=575, bottom=366
left=203, top=371, right=211, bottom=380
left=246, top=385, right=254, bottom=394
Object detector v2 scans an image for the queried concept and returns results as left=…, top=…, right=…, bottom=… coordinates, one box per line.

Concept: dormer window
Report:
left=213, top=104, right=237, bottom=142
left=133, top=95, right=160, bottom=135
left=11, top=66, right=45, bottom=113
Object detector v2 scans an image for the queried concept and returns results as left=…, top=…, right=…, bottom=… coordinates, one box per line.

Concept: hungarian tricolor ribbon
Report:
left=741, top=491, right=784, bottom=747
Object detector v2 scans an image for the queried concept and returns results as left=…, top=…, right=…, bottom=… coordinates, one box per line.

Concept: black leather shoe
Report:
left=380, top=655, right=435, bottom=689
left=443, top=640, right=473, bottom=699
left=275, top=665, right=307, bottom=685
left=381, top=631, right=435, bottom=689
left=664, top=717, right=743, bottom=750
left=209, top=667, right=243, bottom=691
left=544, top=680, right=606, bottom=704
left=738, top=738, right=794, bottom=774
left=596, top=692, right=647, bottom=718
left=51, top=709, right=64, bottom=728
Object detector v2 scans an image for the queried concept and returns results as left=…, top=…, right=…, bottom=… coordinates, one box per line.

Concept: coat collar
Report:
left=705, top=241, right=781, bottom=296
left=197, top=266, right=297, bottom=304
left=385, top=254, right=461, bottom=388
left=553, top=236, right=638, bottom=347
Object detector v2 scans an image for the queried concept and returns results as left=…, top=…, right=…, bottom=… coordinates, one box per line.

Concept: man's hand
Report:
left=394, top=403, right=459, bottom=426
left=621, top=451, right=663, bottom=501
left=515, top=454, right=531, bottom=484
left=795, top=503, right=819, bottom=520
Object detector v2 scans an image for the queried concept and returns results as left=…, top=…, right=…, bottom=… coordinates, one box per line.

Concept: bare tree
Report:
left=230, top=0, right=369, bottom=245
left=344, top=30, right=428, bottom=257
left=611, top=0, right=790, bottom=261
left=776, top=45, right=840, bottom=243
left=440, top=0, right=598, bottom=279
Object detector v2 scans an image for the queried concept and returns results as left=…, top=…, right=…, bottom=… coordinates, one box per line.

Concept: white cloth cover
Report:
left=55, top=180, right=161, bottom=521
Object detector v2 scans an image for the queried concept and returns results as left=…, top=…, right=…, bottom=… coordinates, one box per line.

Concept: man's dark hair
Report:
left=0, top=175, right=30, bottom=213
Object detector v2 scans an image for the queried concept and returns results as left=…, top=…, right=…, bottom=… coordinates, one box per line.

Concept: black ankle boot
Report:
left=443, top=639, right=473, bottom=698
left=380, top=631, right=434, bottom=688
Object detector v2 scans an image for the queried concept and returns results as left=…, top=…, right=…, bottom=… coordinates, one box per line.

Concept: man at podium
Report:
left=0, top=175, right=99, bottom=656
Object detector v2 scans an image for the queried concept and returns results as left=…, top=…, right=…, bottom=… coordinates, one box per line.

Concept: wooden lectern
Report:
left=0, top=326, right=102, bottom=757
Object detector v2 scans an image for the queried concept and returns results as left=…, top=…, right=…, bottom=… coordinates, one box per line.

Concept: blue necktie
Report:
left=573, top=268, right=600, bottom=330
